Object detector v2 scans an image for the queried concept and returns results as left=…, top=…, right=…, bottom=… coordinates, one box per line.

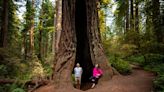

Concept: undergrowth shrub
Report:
left=112, top=58, right=132, bottom=75
left=144, top=54, right=164, bottom=66
left=0, top=48, right=49, bottom=91
left=142, top=54, right=164, bottom=92
left=154, top=74, right=164, bottom=92
left=126, top=55, right=145, bottom=65
left=0, top=83, right=25, bottom=92
left=12, top=88, right=25, bottom=92
left=108, top=55, right=132, bottom=75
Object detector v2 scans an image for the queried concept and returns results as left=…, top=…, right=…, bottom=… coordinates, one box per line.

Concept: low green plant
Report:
left=154, top=75, right=164, bottom=92
left=0, top=64, right=8, bottom=77
left=112, top=58, right=132, bottom=75
left=11, top=88, right=25, bottom=92
left=140, top=54, right=164, bottom=92
left=144, top=54, right=164, bottom=65
left=0, top=83, right=25, bottom=92
left=0, top=84, right=11, bottom=92
left=126, top=55, right=145, bottom=65
left=108, top=55, right=132, bottom=75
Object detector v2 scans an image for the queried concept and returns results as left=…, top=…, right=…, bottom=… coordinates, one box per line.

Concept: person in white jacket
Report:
left=74, top=63, right=83, bottom=89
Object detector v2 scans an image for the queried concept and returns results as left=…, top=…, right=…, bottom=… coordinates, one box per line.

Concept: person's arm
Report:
left=99, top=69, right=103, bottom=75
left=74, top=68, right=76, bottom=74
left=93, top=68, right=100, bottom=78
left=93, top=68, right=96, bottom=77
left=80, top=67, right=83, bottom=74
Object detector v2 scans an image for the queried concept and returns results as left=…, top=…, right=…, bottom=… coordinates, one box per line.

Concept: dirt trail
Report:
left=34, top=69, right=155, bottom=92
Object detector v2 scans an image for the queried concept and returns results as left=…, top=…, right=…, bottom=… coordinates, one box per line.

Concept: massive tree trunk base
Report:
left=51, top=0, right=115, bottom=91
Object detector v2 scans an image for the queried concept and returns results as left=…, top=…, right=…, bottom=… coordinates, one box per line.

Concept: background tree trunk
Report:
left=38, top=29, right=42, bottom=59
left=0, top=0, right=8, bottom=47
left=130, top=0, right=134, bottom=30
left=152, top=0, right=161, bottom=43
left=45, top=34, right=48, bottom=57
left=161, top=0, right=164, bottom=43
left=22, top=31, right=27, bottom=60
left=29, top=0, right=35, bottom=55
left=135, top=1, right=139, bottom=33
left=125, top=0, right=129, bottom=33
left=52, top=0, right=58, bottom=55
left=53, top=0, right=114, bottom=89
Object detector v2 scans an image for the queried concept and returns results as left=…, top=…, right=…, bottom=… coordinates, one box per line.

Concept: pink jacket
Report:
left=93, top=67, right=103, bottom=77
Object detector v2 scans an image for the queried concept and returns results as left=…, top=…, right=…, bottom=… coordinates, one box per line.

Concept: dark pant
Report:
left=91, top=77, right=99, bottom=84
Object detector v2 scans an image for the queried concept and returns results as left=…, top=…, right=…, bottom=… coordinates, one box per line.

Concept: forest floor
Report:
left=34, top=65, right=155, bottom=92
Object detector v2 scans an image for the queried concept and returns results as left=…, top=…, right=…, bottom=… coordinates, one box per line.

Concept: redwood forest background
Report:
left=0, top=0, right=164, bottom=92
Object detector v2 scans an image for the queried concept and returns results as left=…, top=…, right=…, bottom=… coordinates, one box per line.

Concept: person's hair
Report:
left=76, top=63, right=80, bottom=66
left=95, top=64, right=100, bottom=68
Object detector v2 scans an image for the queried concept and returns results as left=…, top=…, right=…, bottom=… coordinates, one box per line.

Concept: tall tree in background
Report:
left=38, top=18, right=43, bottom=59
left=98, top=0, right=112, bottom=41
left=130, top=0, right=134, bottom=31
left=0, top=0, right=2, bottom=28
left=22, top=29, right=28, bottom=59
left=152, top=0, right=163, bottom=43
left=53, top=0, right=114, bottom=89
left=152, top=0, right=160, bottom=42
left=8, top=0, right=21, bottom=52
left=161, top=0, right=164, bottom=43
left=29, top=0, right=35, bottom=55
left=125, top=0, right=130, bottom=33
left=0, top=0, right=9, bottom=47
left=24, top=0, right=35, bottom=56
left=0, top=1, right=2, bottom=47
left=135, top=0, right=139, bottom=33
left=37, top=0, right=54, bottom=60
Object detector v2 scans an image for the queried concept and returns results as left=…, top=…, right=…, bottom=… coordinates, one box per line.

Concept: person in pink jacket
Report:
left=91, top=64, right=103, bottom=88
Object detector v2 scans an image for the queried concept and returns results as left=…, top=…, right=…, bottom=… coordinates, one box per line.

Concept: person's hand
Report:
left=97, top=74, right=100, bottom=76
left=96, top=76, right=99, bottom=78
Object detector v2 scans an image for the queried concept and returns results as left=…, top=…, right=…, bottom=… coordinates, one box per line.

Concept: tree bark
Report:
left=22, top=31, right=27, bottom=60
left=0, top=0, right=8, bottom=47
left=134, top=0, right=140, bottom=48
left=29, top=0, right=35, bottom=55
left=161, top=0, right=164, bottom=43
left=38, top=29, right=42, bottom=59
left=53, top=0, right=76, bottom=89
left=125, top=0, right=130, bottom=33
left=135, top=1, right=139, bottom=33
left=152, top=0, right=161, bottom=42
left=130, top=0, right=134, bottom=31
left=53, top=0, right=114, bottom=90
left=52, top=18, right=56, bottom=55
left=55, top=0, right=62, bottom=52
left=52, top=0, right=58, bottom=55
left=86, top=0, right=113, bottom=80
left=29, top=25, right=34, bottom=55
left=45, top=34, right=48, bottom=57
left=52, top=0, right=62, bottom=79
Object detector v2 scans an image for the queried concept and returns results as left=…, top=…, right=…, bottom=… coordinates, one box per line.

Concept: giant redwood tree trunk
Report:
left=53, top=0, right=114, bottom=90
